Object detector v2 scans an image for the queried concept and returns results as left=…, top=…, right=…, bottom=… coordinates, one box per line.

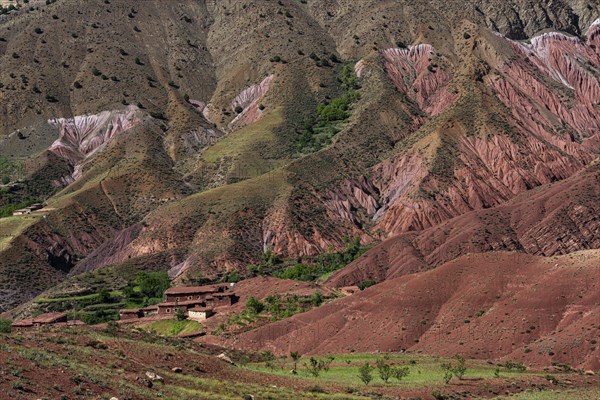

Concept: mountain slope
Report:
left=208, top=251, right=600, bottom=370
left=326, top=160, right=600, bottom=287
left=0, top=0, right=599, bottom=314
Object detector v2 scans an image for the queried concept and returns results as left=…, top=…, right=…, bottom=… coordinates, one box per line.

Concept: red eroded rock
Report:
left=382, top=45, right=458, bottom=116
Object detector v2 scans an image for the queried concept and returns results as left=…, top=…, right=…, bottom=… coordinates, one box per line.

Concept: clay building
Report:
left=118, top=305, right=158, bottom=320
left=188, top=307, right=214, bottom=321
left=118, top=284, right=238, bottom=321
left=11, top=312, right=73, bottom=331
left=164, top=284, right=230, bottom=303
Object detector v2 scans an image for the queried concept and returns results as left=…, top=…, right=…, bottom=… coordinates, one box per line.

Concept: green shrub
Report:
left=0, top=319, right=11, bottom=334
left=376, top=359, right=392, bottom=383
left=136, top=271, right=170, bottom=299
left=246, top=296, right=264, bottom=314
left=358, top=362, right=373, bottom=385
left=441, top=355, right=467, bottom=383
left=358, top=280, right=376, bottom=290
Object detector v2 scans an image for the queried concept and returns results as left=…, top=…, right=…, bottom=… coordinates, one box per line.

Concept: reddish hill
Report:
left=216, top=251, right=600, bottom=370
left=326, top=160, right=600, bottom=287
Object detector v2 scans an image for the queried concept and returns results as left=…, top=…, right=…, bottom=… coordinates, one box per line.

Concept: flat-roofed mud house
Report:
left=158, top=284, right=238, bottom=316
left=11, top=312, right=83, bottom=331
left=119, top=284, right=238, bottom=321
left=118, top=305, right=158, bottom=320
left=188, top=307, right=214, bottom=321
left=164, top=284, right=230, bottom=302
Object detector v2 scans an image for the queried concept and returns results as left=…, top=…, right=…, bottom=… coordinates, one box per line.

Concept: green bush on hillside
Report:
left=0, top=319, right=11, bottom=334
left=297, top=63, right=361, bottom=154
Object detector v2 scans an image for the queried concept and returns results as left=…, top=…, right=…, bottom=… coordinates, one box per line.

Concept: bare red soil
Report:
left=215, top=251, right=600, bottom=370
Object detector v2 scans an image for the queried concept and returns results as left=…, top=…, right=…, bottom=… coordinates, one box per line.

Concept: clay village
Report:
left=11, top=282, right=240, bottom=333
left=9, top=275, right=342, bottom=339
left=118, top=284, right=238, bottom=322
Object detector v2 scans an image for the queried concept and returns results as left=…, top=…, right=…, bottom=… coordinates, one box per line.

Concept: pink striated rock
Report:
left=500, top=27, right=600, bottom=140
left=48, top=105, right=142, bottom=180
left=354, top=59, right=366, bottom=78
left=229, top=75, right=274, bottom=130
left=382, top=45, right=458, bottom=116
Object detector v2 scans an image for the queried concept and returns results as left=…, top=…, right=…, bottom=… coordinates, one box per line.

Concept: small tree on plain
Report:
left=376, top=359, right=392, bottom=383
left=392, top=365, right=410, bottom=381
left=358, top=362, right=373, bottom=385
left=290, top=352, right=301, bottom=374
left=441, top=355, right=467, bottom=383
left=175, top=309, right=186, bottom=321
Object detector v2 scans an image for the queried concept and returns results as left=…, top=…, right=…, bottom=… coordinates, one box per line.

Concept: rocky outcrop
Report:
left=366, top=22, right=600, bottom=236
left=382, top=46, right=458, bottom=116
left=48, top=106, right=143, bottom=183
left=327, top=160, right=600, bottom=287
left=228, top=75, right=274, bottom=130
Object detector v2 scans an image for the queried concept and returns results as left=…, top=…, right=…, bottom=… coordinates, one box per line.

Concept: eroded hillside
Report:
left=0, top=0, right=599, bottom=316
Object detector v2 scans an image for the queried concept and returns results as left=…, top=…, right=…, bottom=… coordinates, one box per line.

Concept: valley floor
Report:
left=0, top=327, right=598, bottom=400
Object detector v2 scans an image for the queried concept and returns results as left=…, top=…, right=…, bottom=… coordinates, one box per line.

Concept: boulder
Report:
left=171, top=367, right=183, bottom=373
left=145, top=372, right=164, bottom=383
left=216, top=353, right=234, bottom=365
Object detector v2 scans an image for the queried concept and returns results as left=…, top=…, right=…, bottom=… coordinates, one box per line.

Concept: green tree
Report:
left=376, top=359, right=392, bottom=383
left=246, top=296, right=265, bottom=314
left=358, top=280, right=376, bottom=290
left=97, top=289, right=111, bottom=303
left=358, top=362, right=373, bottom=385
left=441, top=355, right=467, bottom=383
left=0, top=319, right=11, bottom=334
left=310, top=291, right=324, bottom=306
left=290, top=352, right=301, bottom=374
left=451, top=355, right=466, bottom=380
left=305, top=357, right=323, bottom=377
left=175, top=309, right=186, bottom=321
left=392, top=366, right=410, bottom=381
left=136, top=271, right=170, bottom=299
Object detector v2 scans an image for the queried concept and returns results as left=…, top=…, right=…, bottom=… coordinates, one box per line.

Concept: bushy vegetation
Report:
left=246, top=237, right=368, bottom=282
left=0, top=156, right=24, bottom=184
left=0, top=319, right=11, bottom=333
left=358, top=362, right=374, bottom=385
left=216, top=292, right=334, bottom=335
left=296, top=64, right=361, bottom=154
left=358, top=279, right=376, bottom=290
left=128, top=271, right=170, bottom=299
left=273, top=236, right=367, bottom=281
left=0, top=199, right=39, bottom=219
left=441, top=355, right=467, bottom=383
left=376, top=358, right=410, bottom=383
left=35, top=271, right=170, bottom=324
left=304, top=356, right=335, bottom=377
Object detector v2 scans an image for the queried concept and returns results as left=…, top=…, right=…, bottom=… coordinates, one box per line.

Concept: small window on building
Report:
left=166, top=308, right=171, bottom=313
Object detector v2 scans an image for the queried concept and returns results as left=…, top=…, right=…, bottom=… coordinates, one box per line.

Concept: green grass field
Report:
left=202, top=108, right=283, bottom=163
left=0, top=214, right=42, bottom=250
left=138, top=319, right=203, bottom=337
left=246, top=353, right=543, bottom=390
